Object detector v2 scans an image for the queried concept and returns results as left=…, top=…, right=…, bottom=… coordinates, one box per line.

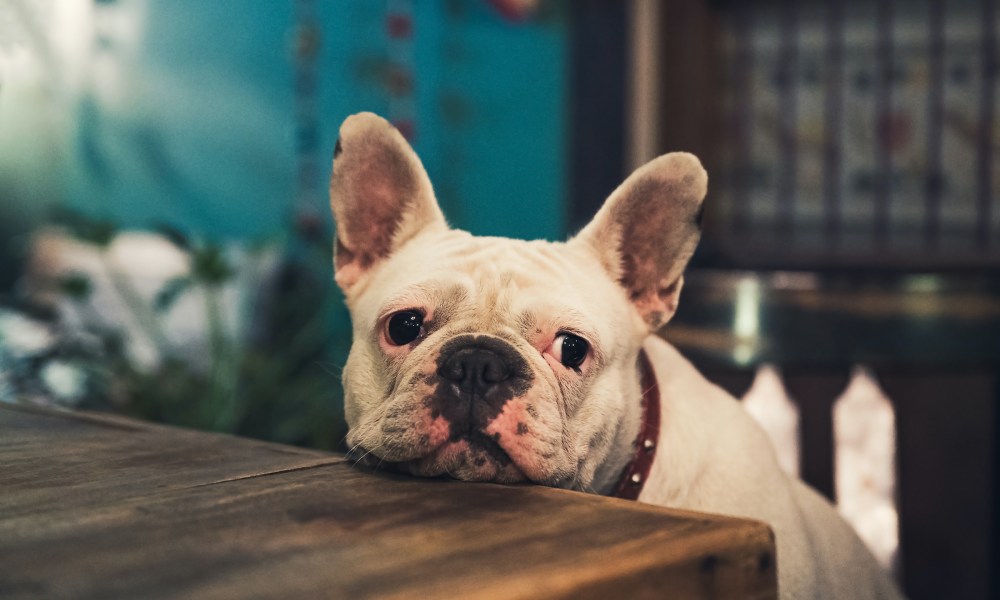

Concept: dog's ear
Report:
left=329, top=112, right=446, bottom=294
left=571, top=153, right=707, bottom=329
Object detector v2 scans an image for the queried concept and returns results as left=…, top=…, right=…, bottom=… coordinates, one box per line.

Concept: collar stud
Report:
left=611, top=349, right=660, bottom=501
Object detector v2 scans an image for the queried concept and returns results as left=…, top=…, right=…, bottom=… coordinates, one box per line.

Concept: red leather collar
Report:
left=611, top=349, right=660, bottom=501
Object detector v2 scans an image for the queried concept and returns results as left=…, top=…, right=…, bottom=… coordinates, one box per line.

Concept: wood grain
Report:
left=0, top=404, right=776, bottom=599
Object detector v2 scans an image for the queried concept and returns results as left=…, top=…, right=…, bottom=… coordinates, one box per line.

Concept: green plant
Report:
left=39, top=209, right=350, bottom=451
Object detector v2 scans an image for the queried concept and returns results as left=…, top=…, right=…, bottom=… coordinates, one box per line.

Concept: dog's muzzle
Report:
left=430, top=335, right=532, bottom=438
left=437, top=344, right=512, bottom=394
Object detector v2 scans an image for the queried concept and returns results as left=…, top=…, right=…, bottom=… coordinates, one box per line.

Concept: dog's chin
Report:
left=407, top=436, right=530, bottom=483
left=354, top=436, right=529, bottom=484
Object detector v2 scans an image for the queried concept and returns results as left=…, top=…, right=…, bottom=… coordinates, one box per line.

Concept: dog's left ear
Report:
left=329, top=112, right=446, bottom=295
left=571, top=153, right=707, bottom=329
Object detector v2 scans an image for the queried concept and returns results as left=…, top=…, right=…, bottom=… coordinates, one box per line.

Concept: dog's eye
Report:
left=553, top=333, right=589, bottom=370
left=387, top=311, right=423, bottom=345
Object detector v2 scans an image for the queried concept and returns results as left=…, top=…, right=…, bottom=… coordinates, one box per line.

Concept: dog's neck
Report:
left=608, top=349, right=659, bottom=499
left=588, top=348, right=648, bottom=495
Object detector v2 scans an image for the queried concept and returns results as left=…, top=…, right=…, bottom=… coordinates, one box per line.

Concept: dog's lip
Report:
left=347, top=433, right=511, bottom=464
left=346, top=435, right=531, bottom=483
left=344, top=444, right=383, bottom=469
left=464, top=430, right=513, bottom=464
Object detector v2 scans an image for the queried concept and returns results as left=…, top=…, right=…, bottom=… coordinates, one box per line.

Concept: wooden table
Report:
left=0, top=404, right=776, bottom=599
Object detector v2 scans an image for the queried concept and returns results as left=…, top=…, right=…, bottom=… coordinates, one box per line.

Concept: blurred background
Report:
left=0, top=1, right=997, bottom=598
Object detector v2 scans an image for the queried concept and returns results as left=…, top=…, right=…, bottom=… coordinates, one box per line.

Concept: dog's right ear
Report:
left=329, top=112, right=446, bottom=295
left=570, top=152, right=707, bottom=330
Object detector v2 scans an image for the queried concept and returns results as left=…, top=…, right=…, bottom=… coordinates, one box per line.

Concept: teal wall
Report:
left=25, top=0, right=569, bottom=243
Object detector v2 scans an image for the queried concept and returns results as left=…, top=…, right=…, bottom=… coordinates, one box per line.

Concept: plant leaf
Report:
left=154, top=276, right=192, bottom=312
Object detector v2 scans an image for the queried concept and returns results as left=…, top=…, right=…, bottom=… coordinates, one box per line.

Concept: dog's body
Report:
left=329, top=113, right=903, bottom=599
left=640, top=336, right=900, bottom=599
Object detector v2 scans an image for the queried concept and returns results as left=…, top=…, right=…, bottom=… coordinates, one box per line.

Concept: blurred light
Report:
left=0, top=0, right=92, bottom=86
left=0, top=0, right=94, bottom=211
left=733, top=275, right=760, bottom=340
left=732, top=340, right=755, bottom=366
left=902, top=274, right=943, bottom=294
left=769, top=270, right=820, bottom=291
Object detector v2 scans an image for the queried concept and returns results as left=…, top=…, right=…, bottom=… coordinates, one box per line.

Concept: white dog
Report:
left=330, top=113, right=903, bottom=600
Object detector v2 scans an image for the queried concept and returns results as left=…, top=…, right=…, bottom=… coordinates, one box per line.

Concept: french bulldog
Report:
left=330, top=112, right=903, bottom=600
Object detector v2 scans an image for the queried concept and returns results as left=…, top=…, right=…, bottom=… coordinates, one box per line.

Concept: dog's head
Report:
left=331, top=113, right=706, bottom=491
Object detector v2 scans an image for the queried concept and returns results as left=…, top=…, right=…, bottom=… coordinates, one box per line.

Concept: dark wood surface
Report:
left=0, top=404, right=777, bottom=600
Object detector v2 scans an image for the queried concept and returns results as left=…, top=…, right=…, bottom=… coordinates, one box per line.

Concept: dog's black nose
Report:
left=437, top=347, right=511, bottom=393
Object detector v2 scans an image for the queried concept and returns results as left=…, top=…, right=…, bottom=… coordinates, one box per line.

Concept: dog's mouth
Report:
left=344, top=444, right=387, bottom=470
left=347, top=433, right=526, bottom=483
left=464, top=430, right=513, bottom=465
